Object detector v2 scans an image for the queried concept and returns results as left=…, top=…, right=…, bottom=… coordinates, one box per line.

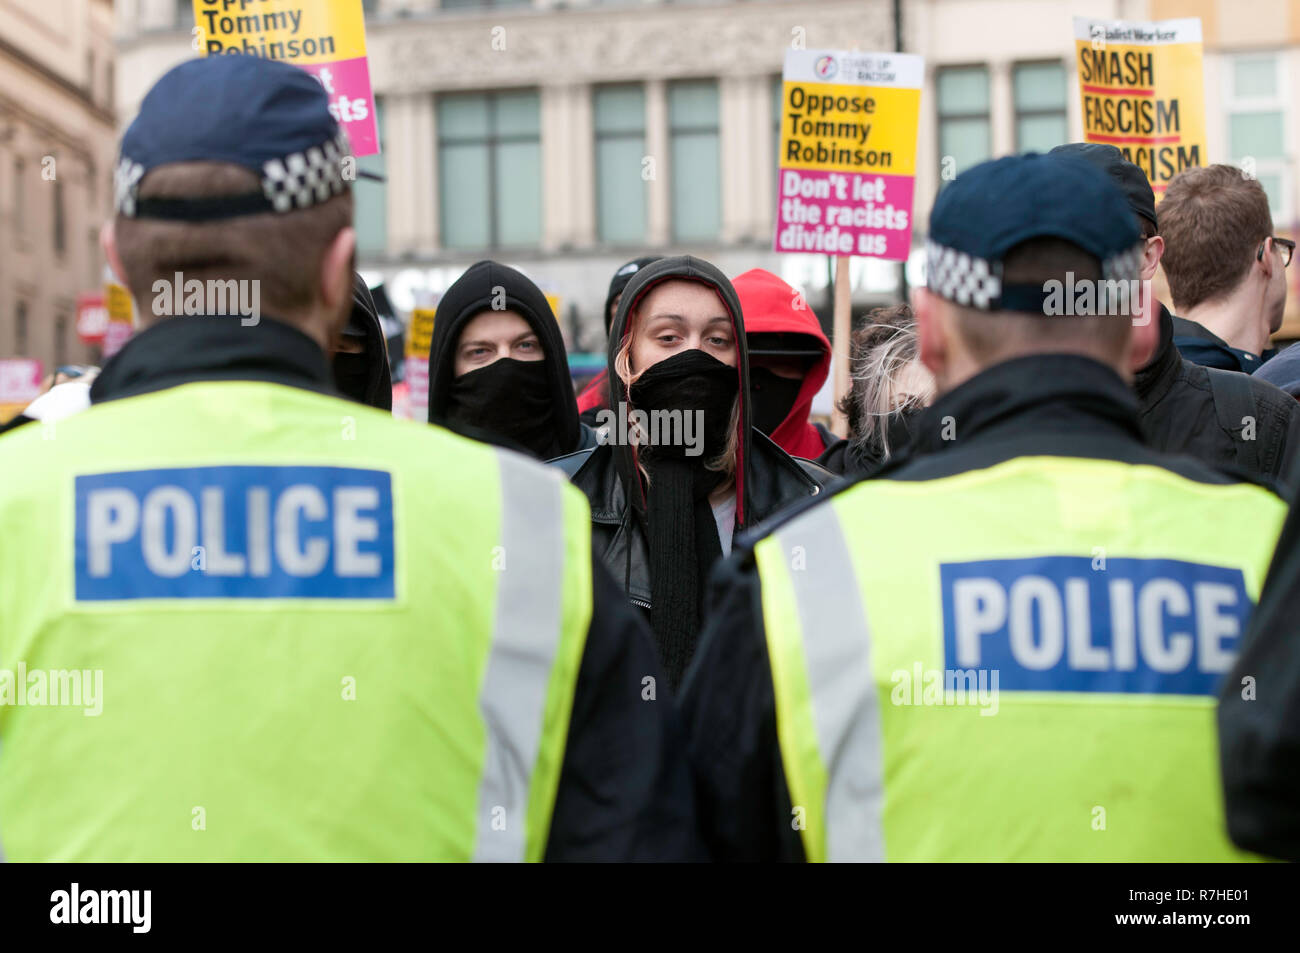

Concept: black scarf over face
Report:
left=628, top=348, right=738, bottom=688
left=749, top=366, right=804, bottom=436
left=444, top=357, right=561, bottom=460
left=427, top=260, right=581, bottom=458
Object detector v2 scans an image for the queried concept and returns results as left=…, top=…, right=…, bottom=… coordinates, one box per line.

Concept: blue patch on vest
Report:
left=75, top=466, right=395, bottom=600
left=939, top=556, right=1250, bottom=696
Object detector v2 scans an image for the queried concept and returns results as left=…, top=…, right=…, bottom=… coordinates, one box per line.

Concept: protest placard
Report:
left=774, top=49, right=923, bottom=261
left=102, top=282, right=136, bottom=360
left=193, top=0, right=379, bottom=157
left=404, top=308, right=436, bottom=422
left=1074, top=17, right=1206, bottom=196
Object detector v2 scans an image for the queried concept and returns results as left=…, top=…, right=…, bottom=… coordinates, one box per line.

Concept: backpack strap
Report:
left=1207, top=367, right=1262, bottom=475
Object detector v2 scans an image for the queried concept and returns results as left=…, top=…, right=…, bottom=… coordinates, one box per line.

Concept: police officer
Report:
left=0, top=56, right=695, bottom=862
left=680, top=153, right=1289, bottom=862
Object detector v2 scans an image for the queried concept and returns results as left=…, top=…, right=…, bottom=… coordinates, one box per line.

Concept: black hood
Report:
left=333, top=274, right=392, bottom=411
left=426, top=260, right=580, bottom=455
left=607, top=255, right=754, bottom=525
left=604, top=256, right=663, bottom=335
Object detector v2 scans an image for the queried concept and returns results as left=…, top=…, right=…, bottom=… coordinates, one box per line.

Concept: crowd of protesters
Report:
left=1, top=54, right=1298, bottom=863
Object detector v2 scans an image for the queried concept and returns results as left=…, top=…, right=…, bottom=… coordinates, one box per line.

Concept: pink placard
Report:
left=301, top=57, right=379, bottom=157
left=773, top=169, right=914, bottom=262
left=0, top=358, right=44, bottom=403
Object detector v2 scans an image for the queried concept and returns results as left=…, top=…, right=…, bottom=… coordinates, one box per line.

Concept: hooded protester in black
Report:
left=551, top=255, right=831, bottom=688
left=427, top=260, right=592, bottom=461
left=332, top=274, right=393, bottom=411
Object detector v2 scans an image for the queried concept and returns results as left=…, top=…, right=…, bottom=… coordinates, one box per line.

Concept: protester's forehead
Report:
left=637, top=279, right=729, bottom=319
left=458, top=308, right=536, bottom=342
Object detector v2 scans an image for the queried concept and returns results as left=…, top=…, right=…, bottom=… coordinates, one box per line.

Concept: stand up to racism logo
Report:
left=1073, top=17, right=1207, bottom=197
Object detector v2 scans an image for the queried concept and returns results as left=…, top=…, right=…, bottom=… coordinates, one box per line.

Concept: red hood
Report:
left=733, top=268, right=831, bottom=458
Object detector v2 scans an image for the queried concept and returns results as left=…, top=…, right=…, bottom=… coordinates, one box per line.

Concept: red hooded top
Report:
left=732, top=268, right=832, bottom=460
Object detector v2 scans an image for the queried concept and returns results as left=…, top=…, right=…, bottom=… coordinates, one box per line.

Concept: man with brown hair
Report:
left=1052, top=144, right=1300, bottom=494
left=1159, top=164, right=1290, bottom=373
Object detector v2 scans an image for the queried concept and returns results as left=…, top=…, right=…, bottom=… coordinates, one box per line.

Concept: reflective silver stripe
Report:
left=472, top=451, right=568, bottom=862
left=774, top=501, right=886, bottom=862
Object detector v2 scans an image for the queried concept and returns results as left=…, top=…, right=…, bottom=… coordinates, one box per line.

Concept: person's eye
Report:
left=518, top=339, right=538, bottom=350
left=657, top=334, right=679, bottom=345
left=708, top=336, right=732, bottom=348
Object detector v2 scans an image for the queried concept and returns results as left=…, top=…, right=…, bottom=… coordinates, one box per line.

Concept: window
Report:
left=594, top=85, right=647, bottom=245
left=668, top=80, right=721, bottom=242
left=355, top=97, right=387, bottom=256
left=53, top=180, right=66, bottom=256
left=55, top=315, right=68, bottom=366
left=15, top=302, right=27, bottom=355
left=937, top=66, right=990, bottom=179
left=13, top=158, right=25, bottom=235
left=438, top=90, right=542, bottom=250
left=1227, top=53, right=1286, bottom=216
left=1013, top=62, right=1068, bottom=153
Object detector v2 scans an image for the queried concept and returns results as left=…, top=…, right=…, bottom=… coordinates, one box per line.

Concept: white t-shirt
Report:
left=711, top=493, right=737, bottom=557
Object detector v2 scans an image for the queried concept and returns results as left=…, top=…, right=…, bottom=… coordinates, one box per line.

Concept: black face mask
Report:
left=444, top=357, right=560, bottom=460
left=628, top=349, right=739, bottom=463
left=749, top=366, right=803, bottom=435
left=333, top=350, right=372, bottom=405
left=859, top=403, right=924, bottom=466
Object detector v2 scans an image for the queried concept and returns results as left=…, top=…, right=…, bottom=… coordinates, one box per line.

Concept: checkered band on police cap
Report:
left=1101, top=243, right=1146, bottom=284
left=115, top=130, right=353, bottom=220
left=925, top=239, right=1003, bottom=310
left=261, top=130, right=352, bottom=213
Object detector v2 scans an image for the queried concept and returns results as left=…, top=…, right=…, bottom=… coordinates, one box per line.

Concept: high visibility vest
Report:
left=753, top=456, right=1287, bottom=862
left=0, top=381, right=593, bottom=861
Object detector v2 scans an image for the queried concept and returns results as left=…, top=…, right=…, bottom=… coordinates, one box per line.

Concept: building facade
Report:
left=112, top=0, right=1300, bottom=347
left=0, top=0, right=116, bottom=370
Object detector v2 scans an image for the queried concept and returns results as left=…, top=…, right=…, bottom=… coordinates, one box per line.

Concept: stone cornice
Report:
left=369, top=2, right=891, bottom=92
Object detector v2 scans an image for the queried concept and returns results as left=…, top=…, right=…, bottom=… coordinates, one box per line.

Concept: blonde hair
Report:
left=843, top=306, right=934, bottom=461
left=613, top=303, right=739, bottom=481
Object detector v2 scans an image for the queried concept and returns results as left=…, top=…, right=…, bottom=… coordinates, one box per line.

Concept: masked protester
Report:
left=552, top=255, right=831, bottom=689
left=427, top=260, right=597, bottom=461
left=577, top=256, right=663, bottom=427
left=732, top=269, right=834, bottom=459
left=818, top=305, right=935, bottom=476
left=332, top=274, right=393, bottom=411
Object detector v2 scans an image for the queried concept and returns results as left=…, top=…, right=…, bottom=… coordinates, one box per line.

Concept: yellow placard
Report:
left=779, top=83, right=921, bottom=177
left=407, top=308, right=435, bottom=360
left=106, top=282, right=134, bottom=326
left=193, top=0, right=367, bottom=65
left=1074, top=17, right=1206, bottom=197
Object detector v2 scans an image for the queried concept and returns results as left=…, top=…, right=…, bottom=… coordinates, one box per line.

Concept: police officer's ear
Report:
left=320, top=225, right=357, bottom=332
left=912, top=287, right=949, bottom=382
left=1140, top=234, right=1164, bottom=282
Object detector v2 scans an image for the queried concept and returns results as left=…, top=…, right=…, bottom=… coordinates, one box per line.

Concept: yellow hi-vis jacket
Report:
left=0, top=380, right=593, bottom=861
